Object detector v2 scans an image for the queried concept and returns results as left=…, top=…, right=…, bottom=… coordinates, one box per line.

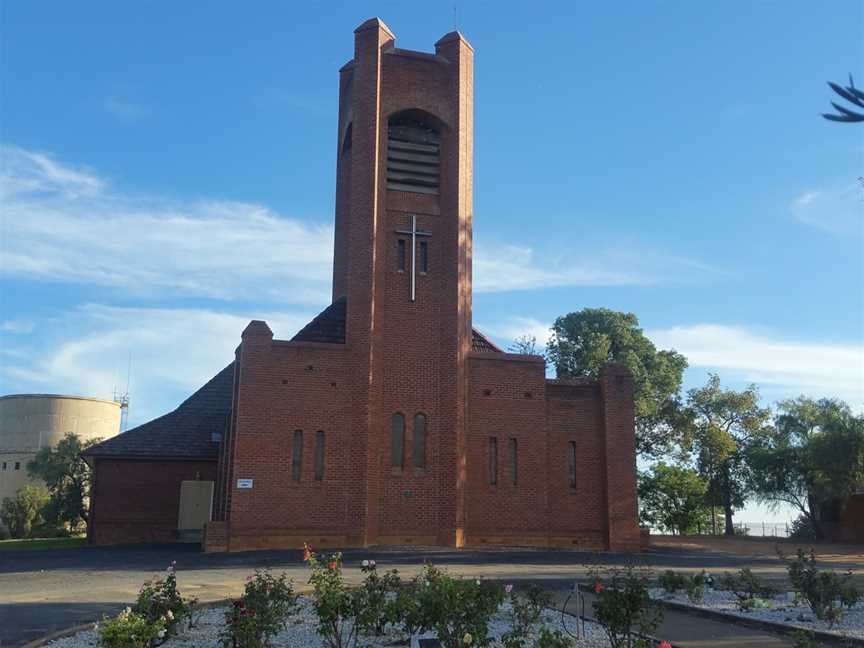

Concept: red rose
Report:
left=659, top=642, right=673, bottom=648
left=328, top=561, right=338, bottom=570
left=303, top=546, right=312, bottom=562
left=593, top=581, right=604, bottom=594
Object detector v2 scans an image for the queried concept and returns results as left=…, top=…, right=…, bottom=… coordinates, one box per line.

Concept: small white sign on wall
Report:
left=236, top=479, right=253, bottom=489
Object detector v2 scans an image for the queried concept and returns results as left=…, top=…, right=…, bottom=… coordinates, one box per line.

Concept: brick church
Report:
left=84, top=19, right=640, bottom=552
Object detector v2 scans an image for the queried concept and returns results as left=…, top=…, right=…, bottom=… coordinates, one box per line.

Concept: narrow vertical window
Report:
left=314, top=431, right=325, bottom=481
left=419, top=241, right=429, bottom=273
left=413, top=413, right=427, bottom=468
left=292, top=430, right=303, bottom=481
left=391, top=414, right=405, bottom=469
left=488, top=437, right=498, bottom=486
left=14, top=462, right=20, bottom=470
left=509, top=438, right=518, bottom=485
left=568, top=441, right=577, bottom=489
left=397, top=239, right=406, bottom=272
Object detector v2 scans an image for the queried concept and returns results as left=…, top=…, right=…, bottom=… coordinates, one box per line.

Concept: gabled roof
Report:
left=471, top=328, right=502, bottom=353
left=291, top=296, right=347, bottom=344
left=84, top=363, right=235, bottom=460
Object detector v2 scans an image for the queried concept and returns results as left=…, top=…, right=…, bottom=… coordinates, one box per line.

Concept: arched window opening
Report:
left=413, top=413, right=427, bottom=469
left=387, top=113, right=440, bottom=194
left=391, top=413, right=405, bottom=469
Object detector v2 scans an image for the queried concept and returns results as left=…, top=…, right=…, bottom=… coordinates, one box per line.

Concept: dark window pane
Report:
left=314, top=431, right=325, bottom=481
left=488, top=437, right=497, bottom=486
left=292, top=430, right=303, bottom=481
left=398, top=239, right=406, bottom=272
left=413, top=414, right=427, bottom=468
left=420, top=241, right=429, bottom=273
left=568, top=441, right=577, bottom=489
left=509, top=438, right=518, bottom=485
left=391, top=414, right=405, bottom=468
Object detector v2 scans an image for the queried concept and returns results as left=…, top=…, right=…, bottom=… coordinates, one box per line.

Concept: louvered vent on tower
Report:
left=387, top=119, right=440, bottom=194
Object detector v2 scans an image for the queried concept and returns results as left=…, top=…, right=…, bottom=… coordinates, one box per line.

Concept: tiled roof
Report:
left=291, top=297, right=347, bottom=344
left=84, top=363, right=235, bottom=460
left=471, top=328, right=502, bottom=353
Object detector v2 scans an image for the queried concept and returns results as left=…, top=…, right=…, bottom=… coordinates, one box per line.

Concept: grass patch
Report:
left=0, top=536, right=86, bottom=551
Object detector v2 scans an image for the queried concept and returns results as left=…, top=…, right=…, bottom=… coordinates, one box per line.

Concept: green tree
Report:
left=638, top=462, right=713, bottom=535
left=27, top=432, right=101, bottom=532
left=686, top=375, right=770, bottom=536
left=748, top=397, right=864, bottom=538
left=0, top=484, right=50, bottom=538
left=546, top=308, right=689, bottom=457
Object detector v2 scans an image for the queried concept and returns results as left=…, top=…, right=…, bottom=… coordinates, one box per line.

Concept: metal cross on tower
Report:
left=395, top=214, right=431, bottom=302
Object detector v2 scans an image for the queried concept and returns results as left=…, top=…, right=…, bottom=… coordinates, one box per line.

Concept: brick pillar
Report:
left=434, top=31, right=474, bottom=547
left=599, top=363, right=640, bottom=551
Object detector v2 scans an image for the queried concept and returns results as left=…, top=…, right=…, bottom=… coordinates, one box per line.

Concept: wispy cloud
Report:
left=790, top=182, right=863, bottom=235
left=0, top=304, right=313, bottom=425
left=473, top=244, right=715, bottom=292
left=649, top=324, right=864, bottom=407
left=0, top=320, right=34, bottom=334
left=0, top=144, right=334, bottom=304
left=104, top=96, right=147, bottom=119
left=0, top=144, right=104, bottom=199
left=1, top=144, right=716, bottom=304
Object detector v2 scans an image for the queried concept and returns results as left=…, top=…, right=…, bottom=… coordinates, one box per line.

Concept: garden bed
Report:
left=649, top=588, right=864, bottom=641
left=45, top=598, right=615, bottom=648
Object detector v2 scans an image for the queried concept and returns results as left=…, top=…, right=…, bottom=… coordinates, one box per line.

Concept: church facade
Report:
left=85, top=19, right=640, bottom=552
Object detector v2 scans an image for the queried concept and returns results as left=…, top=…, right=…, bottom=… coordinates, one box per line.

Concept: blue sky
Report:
left=1, top=2, right=862, bottom=523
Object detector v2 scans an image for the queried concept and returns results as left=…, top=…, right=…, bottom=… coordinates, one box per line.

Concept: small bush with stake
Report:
left=780, top=548, right=861, bottom=626
left=589, top=564, right=662, bottom=648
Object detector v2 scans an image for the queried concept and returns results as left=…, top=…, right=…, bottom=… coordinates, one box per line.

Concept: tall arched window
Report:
left=413, top=413, right=427, bottom=469
left=387, top=113, right=440, bottom=194
left=391, top=413, right=405, bottom=469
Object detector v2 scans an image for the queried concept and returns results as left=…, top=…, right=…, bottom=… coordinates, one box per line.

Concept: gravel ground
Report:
left=649, top=587, right=864, bottom=639
left=46, top=598, right=613, bottom=647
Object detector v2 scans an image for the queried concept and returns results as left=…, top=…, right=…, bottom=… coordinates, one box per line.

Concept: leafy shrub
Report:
left=782, top=548, right=860, bottom=625
left=0, top=519, right=10, bottom=541
left=305, top=546, right=358, bottom=648
left=0, top=485, right=49, bottom=539
left=134, top=562, right=195, bottom=638
left=789, top=629, right=819, bottom=648
left=97, top=607, right=167, bottom=648
left=221, top=569, right=297, bottom=648
left=657, top=570, right=688, bottom=594
left=353, top=559, right=402, bottom=636
left=716, top=568, right=777, bottom=610
left=589, top=564, right=662, bottom=648
left=789, top=515, right=817, bottom=540
left=500, top=584, right=551, bottom=648
left=398, top=563, right=504, bottom=648
left=535, top=628, right=573, bottom=648
left=685, top=572, right=706, bottom=604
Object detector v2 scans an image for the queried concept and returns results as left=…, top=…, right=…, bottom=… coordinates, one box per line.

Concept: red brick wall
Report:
left=89, top=459, right=216, bottom=545
left=205, top=20, right=640, bottom=553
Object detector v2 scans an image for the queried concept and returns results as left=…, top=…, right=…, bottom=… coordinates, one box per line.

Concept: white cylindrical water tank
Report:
left=0, top=395, right=121, bottom=502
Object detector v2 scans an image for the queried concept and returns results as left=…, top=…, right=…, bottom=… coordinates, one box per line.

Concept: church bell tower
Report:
left=332, top=19, right=474, bottom=546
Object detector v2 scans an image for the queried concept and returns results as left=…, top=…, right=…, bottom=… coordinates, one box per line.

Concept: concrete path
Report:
left=549, top=589, right=793, bottom=648
left=2, top=542, right=855, bottom=647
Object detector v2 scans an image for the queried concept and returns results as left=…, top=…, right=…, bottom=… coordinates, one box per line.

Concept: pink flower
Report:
left=593, top=581, right=604, bottom=594
left=658, top=642, right=673, bottom=648
left=505, top=584, right=514, bottom=594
